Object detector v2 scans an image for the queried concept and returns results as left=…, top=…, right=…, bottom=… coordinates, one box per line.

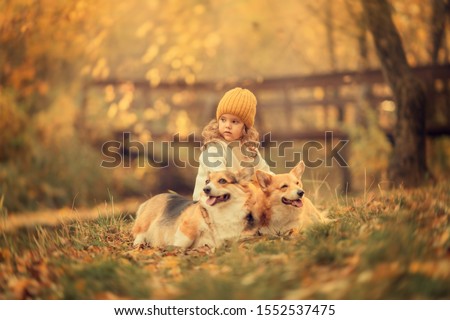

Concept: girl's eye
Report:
left=281, top=184, right=288, bottom=189
left=218, top=178, right=227, bottom=184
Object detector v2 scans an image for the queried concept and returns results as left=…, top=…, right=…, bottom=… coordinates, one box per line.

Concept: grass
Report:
left=0, top=182, right=449, bottom=299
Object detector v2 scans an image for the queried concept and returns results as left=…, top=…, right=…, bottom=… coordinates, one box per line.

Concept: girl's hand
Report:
left=242, top=141, right=258, bottom=158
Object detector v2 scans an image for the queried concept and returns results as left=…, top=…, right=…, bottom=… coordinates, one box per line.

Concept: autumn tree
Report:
left=361, top=0, right=428, bottom=187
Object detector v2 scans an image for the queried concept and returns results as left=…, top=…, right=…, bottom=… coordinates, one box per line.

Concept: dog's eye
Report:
left=281, top=184, right=288, bottom=189
left=205, top=179, right=210, bottom=184
left=218, top=178, right=227, bottom=184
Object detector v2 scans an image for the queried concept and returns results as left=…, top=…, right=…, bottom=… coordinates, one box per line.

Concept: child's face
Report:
left=218, top=114, right=245, bottom=141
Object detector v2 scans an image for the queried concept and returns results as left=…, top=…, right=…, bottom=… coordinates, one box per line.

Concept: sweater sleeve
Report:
left=254, top=149, right=275, bottom=175
left=192, top=143, right=227, bottom=201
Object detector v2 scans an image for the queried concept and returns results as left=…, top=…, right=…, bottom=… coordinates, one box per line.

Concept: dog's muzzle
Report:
left=205, top=193, right=230, bottom=206
left=282, top=197, right=303, bottom=207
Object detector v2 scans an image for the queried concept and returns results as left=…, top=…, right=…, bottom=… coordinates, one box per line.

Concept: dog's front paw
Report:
left=133, top=234, right=147, bottom=247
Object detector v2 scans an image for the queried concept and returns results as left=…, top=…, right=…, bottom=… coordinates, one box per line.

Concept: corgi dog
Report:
left=255, top=161, right=327, bottom=235
left=132, top=168, right=260, bottom=249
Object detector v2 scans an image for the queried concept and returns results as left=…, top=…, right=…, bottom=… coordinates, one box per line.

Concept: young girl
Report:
left=193, top=87, right=273, bottom=201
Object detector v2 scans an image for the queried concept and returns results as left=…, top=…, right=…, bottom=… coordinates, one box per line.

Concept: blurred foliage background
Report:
left=1, top=0, right=449, bottom=213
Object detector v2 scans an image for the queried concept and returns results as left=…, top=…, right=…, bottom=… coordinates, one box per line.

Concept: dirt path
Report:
left=0, top=198, right=142, bottom=232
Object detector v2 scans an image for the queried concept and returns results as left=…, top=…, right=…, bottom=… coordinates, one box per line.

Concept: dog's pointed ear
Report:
left=236, top=167, right=254, bottom=182
left=255, top=170, right=272, bottom=190
left=290, top=161, right=305, bottom=179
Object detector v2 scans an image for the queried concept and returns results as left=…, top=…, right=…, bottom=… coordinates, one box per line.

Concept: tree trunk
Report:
left=361, top=0, right=428, bottom=187
left=430, top=0, right=449, bottom=65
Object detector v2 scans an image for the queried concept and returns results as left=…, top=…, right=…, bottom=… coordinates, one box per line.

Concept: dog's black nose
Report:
left=297, top=190, right=305, bottom=198
left=203, top=186, right=211, bottom=195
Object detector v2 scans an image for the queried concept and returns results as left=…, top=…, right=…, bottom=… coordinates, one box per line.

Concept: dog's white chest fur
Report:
left=260, top=204, right=300, bottom=235
left=207, top=199, right=247, bottom=245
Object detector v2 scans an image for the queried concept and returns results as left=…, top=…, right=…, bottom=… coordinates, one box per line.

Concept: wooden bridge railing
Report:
left=81, top=64, right=450, bottom=192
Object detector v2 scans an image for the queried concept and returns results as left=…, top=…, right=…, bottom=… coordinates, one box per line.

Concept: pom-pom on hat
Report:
left=216, top=87, right=257, bottom=128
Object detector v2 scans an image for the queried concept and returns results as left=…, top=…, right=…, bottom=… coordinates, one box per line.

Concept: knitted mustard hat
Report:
left=216, top=87, right=257, bottom=128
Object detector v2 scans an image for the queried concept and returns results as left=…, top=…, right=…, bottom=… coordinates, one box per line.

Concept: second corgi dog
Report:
left=255, top=161, right=327, bottom=235
left=132, top=168, right=259, bottom=249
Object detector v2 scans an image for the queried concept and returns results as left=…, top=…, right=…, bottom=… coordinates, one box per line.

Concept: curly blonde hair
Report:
left=201, top=119, right=260, bottom=152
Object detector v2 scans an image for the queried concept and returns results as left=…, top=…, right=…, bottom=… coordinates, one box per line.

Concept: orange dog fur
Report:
left=255, top=161, right=328, bottom=235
